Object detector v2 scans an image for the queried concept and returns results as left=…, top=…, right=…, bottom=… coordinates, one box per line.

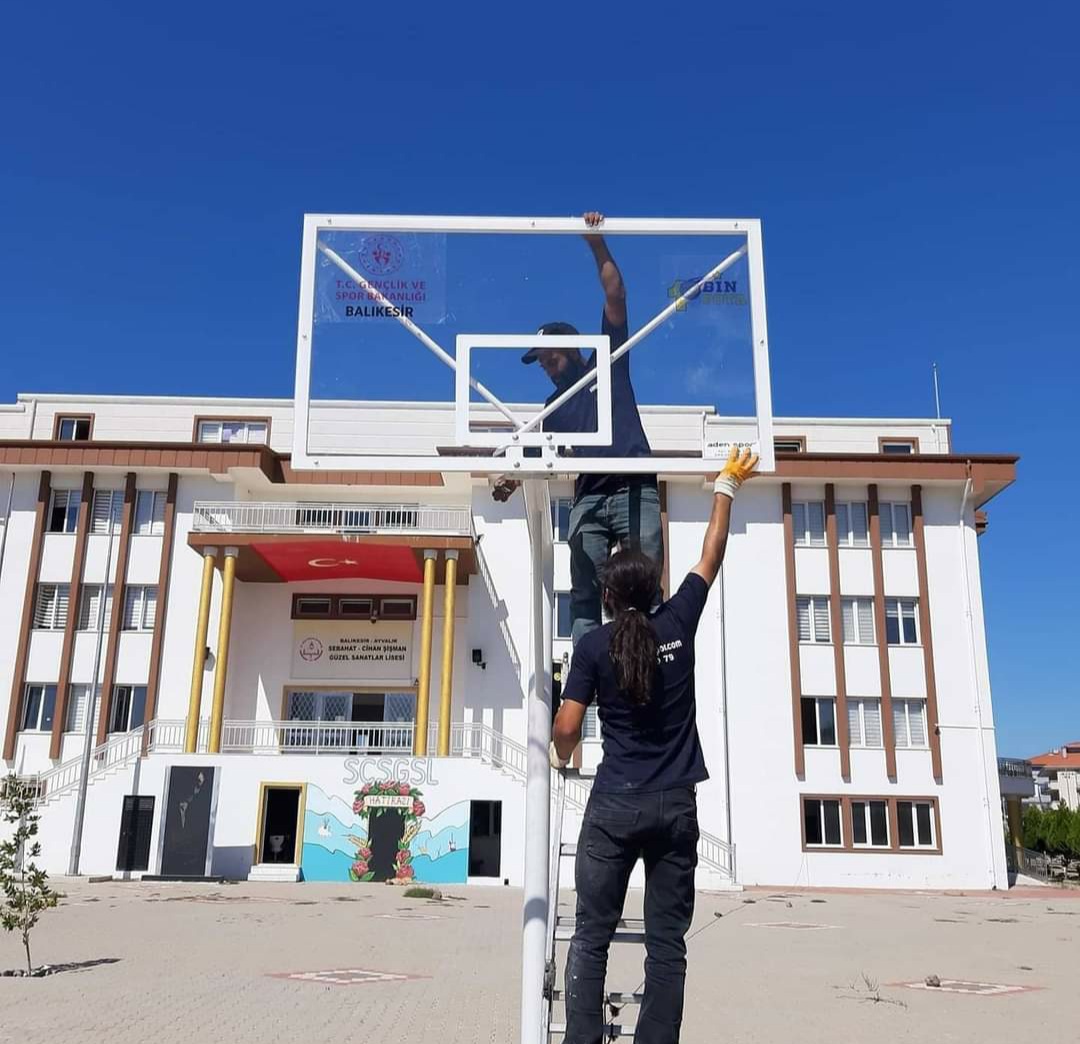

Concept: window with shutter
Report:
left=77, top=585, right=114, bottom=631
left=33, top=584, right=70, bottom=629
left=848, top=698, right=883, bottom=747
left=582, top=705, right=599, bottom=740
left=837, top=501, right=869, bottom=546
left=91, top=489, right=124, bottom=534
left=893, top=698, right=927, bottom=747
left=65, top=684, right=102, bottom=734
left=197, top=420, right=223, bottom=443
left=796, top=597, right=811, bottom=641
left=812, top=597, right=830, bottom=642
left=864, top=700, right=883, bottom=746
left=796, top=596, right=830, bottom=643
left=840, top=597, right=875, bottom=644
left=121, top=586, right=158, bottom=631
left=881, top=502, right=913, bottom=548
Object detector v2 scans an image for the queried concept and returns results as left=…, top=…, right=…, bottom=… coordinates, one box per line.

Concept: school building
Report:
left=0, top=392, right=1018, bottom=889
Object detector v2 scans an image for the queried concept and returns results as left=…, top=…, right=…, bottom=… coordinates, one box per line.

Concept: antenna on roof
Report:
left=932, top=362, right=942, bottom=420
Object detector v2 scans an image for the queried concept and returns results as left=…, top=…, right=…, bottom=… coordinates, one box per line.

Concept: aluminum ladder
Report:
left=544, top=772, right=644, bottom=1040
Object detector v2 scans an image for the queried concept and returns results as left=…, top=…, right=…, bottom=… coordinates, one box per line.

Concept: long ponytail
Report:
left=602, top=550, right=660, bottom=706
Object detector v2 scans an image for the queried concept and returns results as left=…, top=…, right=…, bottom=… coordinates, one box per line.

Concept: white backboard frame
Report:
left=454, top=334, right=612, bottom=449
left=292, top=214, right=775, bottom=474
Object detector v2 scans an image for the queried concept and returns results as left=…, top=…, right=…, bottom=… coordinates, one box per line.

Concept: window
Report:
left=378, top=597, right=415, bottom=620
left=56, top=416, right=92, bottom=441
left=851, top=800, right=890, bottom=847
left=897, top=800, right=936, bottom=848
left=880, top=439, right=916, bottom=455
left=796, top=595, right=831, bottom=643
left=290, top=594, right=418, bottom=620
left=108, top=685, right=147, bottom=733
left=134, top=490, right=166, bottom=535
left=65, top=684, right=101, bottom=734
left=21, top=684, right=57, bottom=732
left=47, top=489, right=81, bottom=533
left=840, top=597, right=876, bottom=645
left=555, top=592, right=572, bottom=640
left=774, top=437, right=806, bottom=453
left=803, top=798, right=843, bottom=847
left=91, top=489, right=124, bottom=534
left=885, top=598, right=919, bottom=645
left=893, top=698, right=928, bottom=748
left=196, top=419, right=268, bottom=444
left=294, top=596, right=332, bottom=618
left=77, top=584, right=114, bottom=631
left=847, top=698, right=883, bottom=747
left=792, top=501, right=826, bottom=546
left=582, top=704, right=599, bottom=740
left=801, top=697, right=837, bottom=746
left=836, top=501, right=869, bottom=546
left=339, top=597, right=375, bottom=619
left=880, top=502, right=913, bottom=547
left=551, top=497, right=572, bottom=542
left=33, top=584, right=70, bottom=630
left=121, top=586, right=158, bottom=631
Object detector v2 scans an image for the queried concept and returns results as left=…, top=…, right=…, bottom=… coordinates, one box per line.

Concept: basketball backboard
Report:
left=292, top=215, right=774, bottom=474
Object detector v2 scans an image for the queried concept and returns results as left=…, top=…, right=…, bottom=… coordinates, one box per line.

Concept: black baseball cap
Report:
left=521, top=321, right=580, bottom=364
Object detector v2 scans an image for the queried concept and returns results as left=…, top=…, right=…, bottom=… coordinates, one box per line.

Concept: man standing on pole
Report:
left=494, top=211, right=662, bottom=646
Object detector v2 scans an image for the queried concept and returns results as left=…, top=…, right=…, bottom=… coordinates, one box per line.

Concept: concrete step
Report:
left=550, top=990, right=642, bottom=1006
left=247, top=863, right=302, bottom=883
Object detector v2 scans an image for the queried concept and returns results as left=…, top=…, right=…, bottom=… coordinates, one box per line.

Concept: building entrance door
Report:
left=258, top=785, right=302, bottom=864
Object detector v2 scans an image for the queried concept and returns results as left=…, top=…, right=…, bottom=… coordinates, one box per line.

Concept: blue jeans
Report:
left=568, top=481, right=663, bottom=646
left=564, top=787, right=699, bottom=1044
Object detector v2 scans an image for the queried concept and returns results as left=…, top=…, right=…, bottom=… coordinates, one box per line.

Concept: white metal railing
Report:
left=146, top=718, right=208, bottom=752
left=192, top=501, right=472, bottom=537
left=34, top=725, right=147, bottom=805
left=220, top=719, right=416, bottom=754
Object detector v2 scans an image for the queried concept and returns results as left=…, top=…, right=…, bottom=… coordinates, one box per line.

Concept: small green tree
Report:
left=0, top=775, right=60, bottom=974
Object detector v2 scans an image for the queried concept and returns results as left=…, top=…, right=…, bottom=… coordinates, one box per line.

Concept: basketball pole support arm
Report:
left=521, top=479, right=554, bottom=1044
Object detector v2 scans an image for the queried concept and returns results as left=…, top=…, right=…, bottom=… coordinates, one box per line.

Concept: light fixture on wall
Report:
left=472, top=648, right=486, bottom=671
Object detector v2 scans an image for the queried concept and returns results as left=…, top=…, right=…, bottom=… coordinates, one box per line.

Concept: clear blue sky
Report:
left=2, top=4, right=1077, bottom=755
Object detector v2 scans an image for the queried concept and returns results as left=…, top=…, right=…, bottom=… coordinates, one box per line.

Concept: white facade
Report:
left=0, top=393, right=1016, bottom=890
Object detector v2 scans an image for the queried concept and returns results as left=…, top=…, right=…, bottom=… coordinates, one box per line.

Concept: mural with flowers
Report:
left=301, top=783, right=469, bottom=884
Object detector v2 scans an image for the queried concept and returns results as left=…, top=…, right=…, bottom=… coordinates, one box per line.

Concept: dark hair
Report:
left=602, top=550, right=660, bottom=706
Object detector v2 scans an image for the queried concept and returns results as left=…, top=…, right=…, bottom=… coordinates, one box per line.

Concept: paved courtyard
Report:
left=1, top=879, right=1078, bottom=1044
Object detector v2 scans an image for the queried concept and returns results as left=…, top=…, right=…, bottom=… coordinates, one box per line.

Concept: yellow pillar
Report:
left=207, top=546, right=238, bottom=754
left=185, top=547, right=217, bottom=753
left=413, top=550, right=437, bottom=756
left=437, top=550, right=458, bottom=757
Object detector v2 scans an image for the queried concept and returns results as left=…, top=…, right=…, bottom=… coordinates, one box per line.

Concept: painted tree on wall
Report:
left=349, top=781, right=426, bottom=883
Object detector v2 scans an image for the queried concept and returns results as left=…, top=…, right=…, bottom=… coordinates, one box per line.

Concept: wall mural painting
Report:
left=302, top=782, right=469, bottom=884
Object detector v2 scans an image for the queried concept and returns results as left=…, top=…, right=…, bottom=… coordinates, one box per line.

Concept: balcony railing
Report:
left=192, top=501, right=472, bottom=537
left=998, top=757, right=1033, bottom=778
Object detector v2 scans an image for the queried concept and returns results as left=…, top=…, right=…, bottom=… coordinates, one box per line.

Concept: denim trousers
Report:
left=568, top=481, right=663, bottom=646
left=564, top=787, right=699, bottom=1044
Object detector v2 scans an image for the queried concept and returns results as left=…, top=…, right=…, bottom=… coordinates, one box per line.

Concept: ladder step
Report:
left=554, top=917, right=645, bottom=943
left=550, top=991, right=643, bottom=1006
left=560, top=843, right=577, bottom=856
left=549, top=1024, right=632, bottom=1038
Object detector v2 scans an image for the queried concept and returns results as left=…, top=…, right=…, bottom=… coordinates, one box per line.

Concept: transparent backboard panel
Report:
left=297, top=218, right=772, bottom=473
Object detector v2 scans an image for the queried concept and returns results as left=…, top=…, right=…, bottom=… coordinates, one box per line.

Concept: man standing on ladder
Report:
left=548, top=446, right=758, bottom=1044
left=493, top=211, right=662, bottom=646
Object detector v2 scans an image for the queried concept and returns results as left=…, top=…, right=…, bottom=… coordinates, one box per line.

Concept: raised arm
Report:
left=690, top=447, right=759, bottom=587
left=583, top=211, right=626, bottom=327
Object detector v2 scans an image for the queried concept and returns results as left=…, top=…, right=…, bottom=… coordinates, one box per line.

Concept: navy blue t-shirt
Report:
left=543, top=311, right=655, bottom=498
left=562, top=573, right=710, bottom=792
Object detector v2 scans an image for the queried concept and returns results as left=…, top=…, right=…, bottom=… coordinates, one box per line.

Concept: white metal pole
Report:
left=68, top=508, right=117, bottom=875
left=520, top=480, right=553, bottom=1044
left=317, top=243, right=524, bottom=428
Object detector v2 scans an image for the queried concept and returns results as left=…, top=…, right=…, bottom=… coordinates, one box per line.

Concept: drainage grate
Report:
left=271, top=968, right=425, bottom=987
left=895, top=979, right=1041, bottom=997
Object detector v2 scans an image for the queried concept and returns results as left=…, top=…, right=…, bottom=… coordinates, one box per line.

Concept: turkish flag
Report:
left=250, top=540, right=422, bottom=583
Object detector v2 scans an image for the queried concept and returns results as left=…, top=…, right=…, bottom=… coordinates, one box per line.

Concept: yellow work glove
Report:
left=713, top=446, right=759, bottom=499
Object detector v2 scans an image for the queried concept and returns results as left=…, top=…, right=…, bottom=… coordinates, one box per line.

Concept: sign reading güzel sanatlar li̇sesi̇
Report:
left=292, top=621, right=414, bottom=681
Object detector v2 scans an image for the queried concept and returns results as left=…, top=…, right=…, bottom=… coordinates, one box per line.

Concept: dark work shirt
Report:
left=562, top=573, right=710, bottom=793
left=543, top=311, right=655, bottom=498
